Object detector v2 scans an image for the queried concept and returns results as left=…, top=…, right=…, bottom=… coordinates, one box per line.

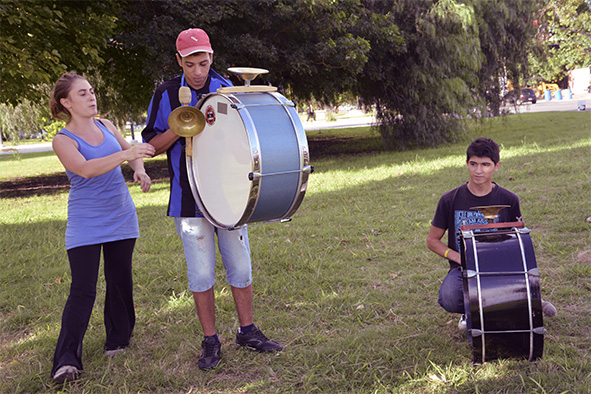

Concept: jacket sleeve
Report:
left=142, top=87, right=173, bottom=143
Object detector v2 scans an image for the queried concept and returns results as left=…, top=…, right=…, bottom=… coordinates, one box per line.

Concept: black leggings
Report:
left=51, top=238, right=136, bottom=376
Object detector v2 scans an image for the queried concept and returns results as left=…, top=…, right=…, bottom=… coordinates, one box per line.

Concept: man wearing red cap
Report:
left=142, top=28, right=283, bottom=370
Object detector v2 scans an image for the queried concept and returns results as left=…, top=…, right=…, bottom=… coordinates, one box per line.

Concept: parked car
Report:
left=502, top=88, right=537, bottom=105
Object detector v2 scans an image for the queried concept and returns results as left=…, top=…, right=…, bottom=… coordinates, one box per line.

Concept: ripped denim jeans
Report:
left=174, top=217, right=252, bottom=292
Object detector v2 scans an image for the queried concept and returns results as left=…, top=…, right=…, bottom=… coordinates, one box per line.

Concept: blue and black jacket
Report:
left=142, top=70, right=232, bottom=217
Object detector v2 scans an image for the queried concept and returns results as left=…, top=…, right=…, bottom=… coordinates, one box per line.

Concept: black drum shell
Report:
left=460, top=228, right=544, bottom=363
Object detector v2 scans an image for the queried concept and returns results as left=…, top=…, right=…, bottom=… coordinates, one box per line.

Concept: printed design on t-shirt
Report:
left=453, top=210, right=497, bottom=250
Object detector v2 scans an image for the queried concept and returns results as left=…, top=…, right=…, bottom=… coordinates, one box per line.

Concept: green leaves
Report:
left=0, top=0, right=562, bottom=148
left=531, top=0, right=591, bottom=81
left=0, top=1, right=119, bottom=105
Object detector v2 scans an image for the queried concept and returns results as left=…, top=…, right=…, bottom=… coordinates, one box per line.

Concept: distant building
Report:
left=568, top=67, right=590, bottom=93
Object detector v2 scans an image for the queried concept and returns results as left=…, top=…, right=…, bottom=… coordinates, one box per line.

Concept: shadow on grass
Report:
left=0, top=160, right=171, bottom=199
left=1, top=115, right=590, bottom=392
left=0, top=137, right=384, bottom=199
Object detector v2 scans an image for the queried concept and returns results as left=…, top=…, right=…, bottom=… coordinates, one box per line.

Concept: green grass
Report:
left=1, top=111, right=590, bottom=393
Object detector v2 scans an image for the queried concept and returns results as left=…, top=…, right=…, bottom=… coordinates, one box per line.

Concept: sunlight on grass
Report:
left=502, top=138, right=591, bottom=160
left=309, top=156, right=462, bottom=194
left=12, top=321, right=59, bottom=348
left=164, top=290, right=192, bottom=310
left=162, top=287, right=234, bottom=314
left=320, top=289, right=342, bottom=301
left=401, top=358, right=529, bottom=393
left=309, top=138, right=591, bottom=194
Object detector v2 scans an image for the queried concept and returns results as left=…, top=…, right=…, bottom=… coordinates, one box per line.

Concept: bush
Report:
left=44, top=120, right=66, bottom=141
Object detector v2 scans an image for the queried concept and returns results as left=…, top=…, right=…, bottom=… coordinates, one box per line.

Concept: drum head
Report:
left=192, top=94, right=253, bottom=228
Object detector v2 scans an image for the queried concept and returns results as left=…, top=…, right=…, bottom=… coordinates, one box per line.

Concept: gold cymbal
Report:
left=470, top=205, right=511, bottom=220
left=227, top=67, right=269, bottom=83
left=168, top=105, right=205, bottom=137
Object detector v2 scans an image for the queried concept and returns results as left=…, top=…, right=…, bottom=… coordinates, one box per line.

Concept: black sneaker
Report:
left=198, top=336, right=221, bottom=370
left=235, top=326, right=283, bottom=353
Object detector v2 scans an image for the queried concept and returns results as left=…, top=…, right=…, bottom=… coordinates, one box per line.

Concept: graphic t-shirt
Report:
left=431, top=182, right=521, bottom=268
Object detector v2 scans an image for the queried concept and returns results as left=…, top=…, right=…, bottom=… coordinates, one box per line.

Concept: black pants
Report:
left=51, top=239, right=136, bottom=377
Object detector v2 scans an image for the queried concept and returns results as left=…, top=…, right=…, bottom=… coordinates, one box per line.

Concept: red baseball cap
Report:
left=176, top=28, right=213, bottom=57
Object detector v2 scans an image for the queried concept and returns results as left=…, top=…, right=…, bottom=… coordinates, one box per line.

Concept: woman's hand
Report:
left=125, top=143, right=155, bottom=161
left=133, top=170, right=152, bottom=192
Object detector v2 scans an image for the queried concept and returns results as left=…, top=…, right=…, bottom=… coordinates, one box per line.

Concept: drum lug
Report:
left=516, top=227, right=531, bottom=234
left=470, top=329, right=483, bottom=337
left=464, top=269, right=477, bottom=278
left=462, top=230, right=474, bottom=238
left=528, top=268, right=540, bottom=277
left=533, top=326, right=546, bottom=335
left=231, top=103, right=245, bottom=110
left=248, top=165, right=314, bottom=181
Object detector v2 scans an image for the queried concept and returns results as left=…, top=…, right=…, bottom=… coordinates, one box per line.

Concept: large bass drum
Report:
left=187, top=89, right=311, bottom=229
left=460, top=223, right=545, bottom=364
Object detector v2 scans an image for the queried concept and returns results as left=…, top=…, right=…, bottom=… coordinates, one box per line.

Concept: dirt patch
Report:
left=0, top=161, right=170, bottom=199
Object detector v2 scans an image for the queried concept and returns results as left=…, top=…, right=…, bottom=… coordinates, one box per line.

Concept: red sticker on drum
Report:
left=205, top=105, right=216, bottom=125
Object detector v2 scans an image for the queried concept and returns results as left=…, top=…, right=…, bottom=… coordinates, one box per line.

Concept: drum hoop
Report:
left=184, top=92, right=262, bottom=229
left=460, top=221, right=525, bottom=231
left=233, top=94, right=262, bottom=228
left=185, top=153, right=216, bottom=225
left=265, top=92, right=310, bottom=221
left=515, top=230, right=537, bottom=361
left=466, top=230, right=488, bottom=361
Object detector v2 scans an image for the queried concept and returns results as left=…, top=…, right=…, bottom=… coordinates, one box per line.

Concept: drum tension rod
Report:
left=248, top=165, right=314, bottom=181
left=228, top=217, right=292, bottom=231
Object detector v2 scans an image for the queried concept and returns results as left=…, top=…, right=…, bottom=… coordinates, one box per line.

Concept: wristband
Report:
left=444, top=248, right=451, bottom=259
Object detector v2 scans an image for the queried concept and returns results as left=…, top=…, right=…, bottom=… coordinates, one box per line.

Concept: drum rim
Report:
left=266, top=92, right=311, bottom=222
left=185, top=92, right=260, bottom=229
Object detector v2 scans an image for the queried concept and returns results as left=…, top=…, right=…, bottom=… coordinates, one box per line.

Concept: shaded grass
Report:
left=1, top=111, right=590, bottom=393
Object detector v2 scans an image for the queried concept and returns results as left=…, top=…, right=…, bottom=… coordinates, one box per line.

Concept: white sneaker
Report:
left=53, top=365, right=79, bottom=383
left=105, top=348, right=126, bottom=357
left=458, top=314, right=467, bottom=331
left=542, top=300, right=557, bottom=317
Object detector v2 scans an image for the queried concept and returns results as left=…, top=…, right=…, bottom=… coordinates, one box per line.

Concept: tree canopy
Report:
left=529, top=0, right=591, bottom=84
left=0, top=0, right=118, bottom=106
left=1, top=0, right=560, bottom=148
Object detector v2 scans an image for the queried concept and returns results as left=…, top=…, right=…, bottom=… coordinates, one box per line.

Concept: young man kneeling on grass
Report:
left=426, top=137, right=557, bottom=331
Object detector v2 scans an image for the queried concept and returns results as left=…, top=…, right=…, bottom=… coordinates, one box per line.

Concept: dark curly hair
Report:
left=466, top=138, right=500, bottom=164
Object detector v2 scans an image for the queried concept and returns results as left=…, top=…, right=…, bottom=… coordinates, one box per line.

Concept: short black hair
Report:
left=466, top=138, right=500, bottom=164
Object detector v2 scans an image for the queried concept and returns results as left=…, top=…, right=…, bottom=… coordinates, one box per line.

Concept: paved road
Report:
left=503, top=91, right=590, bottom=114
left=0, top=115, right=377, bottom=156
left=2, top=93, right=588, bottom=156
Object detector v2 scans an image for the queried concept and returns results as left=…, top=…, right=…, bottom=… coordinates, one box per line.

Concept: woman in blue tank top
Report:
left=48, top=72, right=155, bottom=384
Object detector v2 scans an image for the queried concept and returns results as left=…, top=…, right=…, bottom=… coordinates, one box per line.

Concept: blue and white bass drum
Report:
left=186, top=68, right=312, bottom=229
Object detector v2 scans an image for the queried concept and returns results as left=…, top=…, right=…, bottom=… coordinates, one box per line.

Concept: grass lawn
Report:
left=1, top=111, right=590, bottom=393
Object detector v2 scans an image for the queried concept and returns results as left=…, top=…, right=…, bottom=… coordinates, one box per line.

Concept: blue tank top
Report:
left=58, top=120, right=139, bottom=250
